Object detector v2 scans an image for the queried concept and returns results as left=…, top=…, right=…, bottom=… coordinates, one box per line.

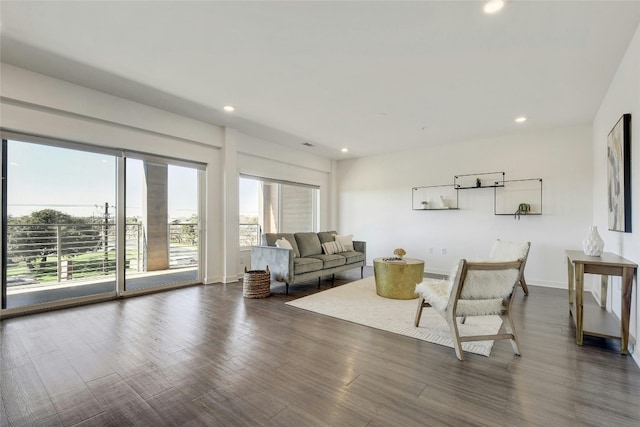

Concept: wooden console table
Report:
left=566, top=250, right=637, bottom=354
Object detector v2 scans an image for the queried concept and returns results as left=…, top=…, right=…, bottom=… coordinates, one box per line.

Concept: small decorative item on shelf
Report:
left=439, top=195, right=447, bottom=208
left=421, top=201, right=429, bottom=209
left=582, top=226, right=604, bottom=256
left=393, top=248, right=407, bottom=259
left=476, top=178, right=481, bottom=188
left=514, top=203, right=531, bottom=220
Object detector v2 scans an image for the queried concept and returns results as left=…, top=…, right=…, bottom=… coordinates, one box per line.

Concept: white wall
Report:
left=337, top=125, right=593, bottom=288
left=592, top=23, right=640, bottom=361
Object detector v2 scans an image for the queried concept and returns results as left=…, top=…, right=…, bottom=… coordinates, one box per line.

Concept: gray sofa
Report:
left=250, top=231, right=366, bottom=294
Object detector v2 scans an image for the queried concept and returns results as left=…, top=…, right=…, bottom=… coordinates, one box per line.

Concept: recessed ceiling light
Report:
left=484, top=0, right=504, bottom=14
left=515, top=116, right=527, bottom=123
left=341, top=148, right=349, bottom=153
left=223, top=105, right=235, bottom=112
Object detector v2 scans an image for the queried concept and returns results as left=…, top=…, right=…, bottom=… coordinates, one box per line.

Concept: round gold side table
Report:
left=373, top=258, right=424, bottom=299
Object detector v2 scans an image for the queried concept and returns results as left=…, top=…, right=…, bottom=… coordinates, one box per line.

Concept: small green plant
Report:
left=514, top=203, right=531, bottom=220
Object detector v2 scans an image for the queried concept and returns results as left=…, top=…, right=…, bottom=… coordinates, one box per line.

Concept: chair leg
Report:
left=414, top=296, right=425, bottom=326
left=460, top=316, right=467, bottom=324
left=520, top=276, right=530, bottom=296
left=501, top=313, right=521, bottom=356
left=448, top=314, right=464, bottom=361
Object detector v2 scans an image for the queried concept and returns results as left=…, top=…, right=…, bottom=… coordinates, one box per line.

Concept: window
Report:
left=239, top=176, right=319, bottom=247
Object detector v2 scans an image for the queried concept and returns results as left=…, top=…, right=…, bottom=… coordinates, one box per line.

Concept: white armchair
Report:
left=414, top=259, right=524, bottom=360
left=489, top=240, right=531, bottom=295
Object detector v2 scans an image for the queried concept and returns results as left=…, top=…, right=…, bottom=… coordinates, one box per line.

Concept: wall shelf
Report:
left=454, top=172, right=504, bottom=189
left=413, top=172, right=542, bottom=218
left=494, top=178, right=543, bottom=218
left=412, top=184, right=458, bottom=210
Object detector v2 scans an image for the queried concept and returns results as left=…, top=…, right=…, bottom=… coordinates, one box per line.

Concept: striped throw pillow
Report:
left=322, top=241, right=347, bottom=255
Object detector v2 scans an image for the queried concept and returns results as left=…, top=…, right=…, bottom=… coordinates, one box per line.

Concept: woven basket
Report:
left=243, top=265, right=271, bottom=298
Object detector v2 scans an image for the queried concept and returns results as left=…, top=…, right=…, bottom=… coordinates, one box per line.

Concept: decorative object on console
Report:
left=439, top=195, right=447, bottom=208
left=582, top=226, right=604, bottom=256
left=421, top=200, right=429, bottom=209
left=607, top=113, right=631, bottom=232
left=393, top=248, right=407, bottom=259
left=476, top=178, right=482, bottom=187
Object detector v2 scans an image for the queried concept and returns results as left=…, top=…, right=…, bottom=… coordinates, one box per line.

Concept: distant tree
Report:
left=171, top=215, right=198, bottom=245
left=181, top=215, right=198, bottom=245
left=7, top=209, right=101, bottom=272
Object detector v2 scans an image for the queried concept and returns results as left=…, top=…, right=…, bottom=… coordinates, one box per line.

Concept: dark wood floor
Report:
left=2, top=268, right=640, bottom=426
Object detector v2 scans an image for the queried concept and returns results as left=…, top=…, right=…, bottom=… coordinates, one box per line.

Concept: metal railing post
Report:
left=137, top=223, right=142, bottom=272
left=57, top=224, right=62, bottom=282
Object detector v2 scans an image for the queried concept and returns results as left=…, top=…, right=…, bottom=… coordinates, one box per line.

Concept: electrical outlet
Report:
left=441, top=248, right=447, bottom=255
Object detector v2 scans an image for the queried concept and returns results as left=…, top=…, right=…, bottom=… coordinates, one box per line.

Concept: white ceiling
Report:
left=1, top=1, right=639, bottom=159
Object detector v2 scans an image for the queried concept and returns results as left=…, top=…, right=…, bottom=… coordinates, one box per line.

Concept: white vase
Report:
left=582, top=226, right=604, bottom=256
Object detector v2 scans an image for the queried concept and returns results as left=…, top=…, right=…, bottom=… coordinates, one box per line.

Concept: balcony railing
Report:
left=6, top=222, right=198, bottom=287
left=239, top=223, right=260, bottom=247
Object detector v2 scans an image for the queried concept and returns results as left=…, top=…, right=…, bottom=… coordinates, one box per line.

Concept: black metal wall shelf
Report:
left=413, top=172, right=542, bottom=218
left=454, top=172, right=505, bottom=189
left=412, top=184, right=459, bottom=210
left=494, top=178, right=543, bottom=218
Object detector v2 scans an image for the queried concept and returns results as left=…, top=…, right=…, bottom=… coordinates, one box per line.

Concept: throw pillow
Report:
left=322, top=241, right=346, bottom=255
left=334, top=234, right=354, bottom=251
left=275, top=237, right=296, bottom=257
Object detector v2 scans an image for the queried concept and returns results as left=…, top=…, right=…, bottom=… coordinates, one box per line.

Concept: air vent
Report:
left=302, top=142, right=314, bottom=147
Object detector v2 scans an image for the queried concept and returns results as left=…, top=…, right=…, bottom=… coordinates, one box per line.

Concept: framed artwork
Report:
left=607, top=113, right=631, bottom=232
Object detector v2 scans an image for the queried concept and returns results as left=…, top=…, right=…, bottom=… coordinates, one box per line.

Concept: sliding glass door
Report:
left=2, top=137, right=117, bottom=309
left=1, top=133, right=204, bottom=313
left=124, top=157, right=201, bottom=292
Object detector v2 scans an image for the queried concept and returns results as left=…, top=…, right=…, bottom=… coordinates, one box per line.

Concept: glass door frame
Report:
left=1, top=131, right=205, bottom=317
left=119, top=151, right=205, bottom=296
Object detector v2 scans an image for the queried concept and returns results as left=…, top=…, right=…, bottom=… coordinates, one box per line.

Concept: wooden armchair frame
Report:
left=415, top=259, right=524, bottom=360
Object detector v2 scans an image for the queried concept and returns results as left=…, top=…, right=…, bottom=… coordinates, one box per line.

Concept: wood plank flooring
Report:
left=2, top=268, right=640, bottom=426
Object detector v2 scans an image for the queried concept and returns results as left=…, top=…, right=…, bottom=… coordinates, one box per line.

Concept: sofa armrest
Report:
left=251, top=246, right=294, bottom=283
left=353, top=241, right=366, bottom=264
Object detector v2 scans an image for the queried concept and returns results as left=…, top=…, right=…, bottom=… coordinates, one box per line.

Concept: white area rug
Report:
left=286, top=276, right=503, bottom=357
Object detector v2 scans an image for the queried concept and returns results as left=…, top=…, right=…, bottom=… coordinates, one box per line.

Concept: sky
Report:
left=7, top=140, right=198, bottom=221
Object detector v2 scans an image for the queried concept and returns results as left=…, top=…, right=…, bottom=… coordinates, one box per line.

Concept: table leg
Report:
left=567, top=257, right=574, bottom=306
left=575, top=263, right=584, bottom=346
left=620, top=267, right=633, bottom=355
left=600, top=275, right=608, bottom=308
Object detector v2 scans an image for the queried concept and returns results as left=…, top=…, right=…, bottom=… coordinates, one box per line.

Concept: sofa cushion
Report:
left=295, top=232, right=323, bottom=257
left=263, top=233, right=300, bottom=258
left=294, top=257, right=323, bottom=274
left=334, top=234, right=354, bottom=251
left=309, top=254, right=347, bottom=269
left=317, top=231, right=338, bottom=244
left=322, top=241, right=347, bottom=255
left=341, top=250, right=365, bottom=265
left=275, top=237, right=296, bottom=257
